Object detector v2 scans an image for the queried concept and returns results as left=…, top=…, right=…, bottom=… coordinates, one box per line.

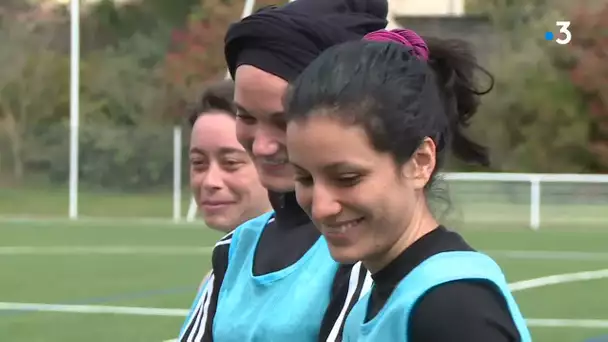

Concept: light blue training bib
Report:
left=213, top=212, right=340, bottom=342
left=344, top=251, right=532, bottom=342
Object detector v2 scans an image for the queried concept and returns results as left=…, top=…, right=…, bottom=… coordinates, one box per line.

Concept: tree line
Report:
left=0, top=0, right=606, bottom=192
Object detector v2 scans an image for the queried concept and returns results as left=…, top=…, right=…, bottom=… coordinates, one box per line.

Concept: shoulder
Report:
left=212, top=212, right=274, bottom=265
left=197, top=270, right=214, bottom=292
left=408, top=280, right=521, bottom=342
left=210, top=231, right=233, bottom=271
left=234, top=211, right=275, bottom=236
left=214, top=212, right=274, bottom=252
left=318, top=262, right=372, bottom=342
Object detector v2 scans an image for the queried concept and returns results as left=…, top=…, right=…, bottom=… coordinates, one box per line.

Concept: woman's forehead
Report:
left=234, top=65, right=288, bottom=114
left=191, top=114, right=243, bottom=150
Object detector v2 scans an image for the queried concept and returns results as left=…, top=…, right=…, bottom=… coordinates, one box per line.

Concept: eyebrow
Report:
left=322, top=162, right=360, bottom=173
left=218, top=147, right=247, bottom=155
left=189, top=147, right=246, bottom=155
left=290, top=161, right=358, bottom=173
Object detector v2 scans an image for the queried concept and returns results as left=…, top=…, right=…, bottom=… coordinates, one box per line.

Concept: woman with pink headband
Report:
left=283, top=29, right=532, bottom=342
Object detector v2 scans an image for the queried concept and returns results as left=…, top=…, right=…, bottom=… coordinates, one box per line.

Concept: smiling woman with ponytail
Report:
left=283, top=29, right=532, bottom=342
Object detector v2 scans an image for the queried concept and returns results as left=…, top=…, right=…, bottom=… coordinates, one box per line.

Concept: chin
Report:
left=203, top=216, right=234, bottom=233
left=326, top=245, right=362, bottom=265
left=260, top=174, right=295, bottom=193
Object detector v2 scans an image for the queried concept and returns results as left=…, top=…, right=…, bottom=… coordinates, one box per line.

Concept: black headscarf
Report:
left=224, top=0, right=388, bottom=82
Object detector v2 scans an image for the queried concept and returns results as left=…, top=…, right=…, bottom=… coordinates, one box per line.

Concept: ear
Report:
left=400, top=137, right=436, bottom=190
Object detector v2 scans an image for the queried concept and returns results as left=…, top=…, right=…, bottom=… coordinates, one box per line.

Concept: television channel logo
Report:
left=545, top=21, right=572, bottom=45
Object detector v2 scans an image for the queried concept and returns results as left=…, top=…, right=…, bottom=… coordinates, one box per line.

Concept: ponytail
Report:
left=285, top=30, right=494, bottom=175
left=425, top=37, right=494, bottom=167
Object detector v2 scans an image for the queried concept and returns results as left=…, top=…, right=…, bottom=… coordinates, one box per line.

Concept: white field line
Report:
left=0, top=250, right=608, bottom=332
left=1, top=301, right=607, bottom=329
left=0, top=302, right=188, bottom=316
left=509, top=269, right=608, bottom=292
left=157, top=319, right=608, bottom=341
left=526, top=319, right=608, bottom=328
left=0, top=246, right=213, bottom=255
left=0, top=215, right=202, bottom=227
left=487, top=250, right=608, bottom=261
left=1, top=256, right=608, bottom=330
left=2, top=245, right=608, bottom=261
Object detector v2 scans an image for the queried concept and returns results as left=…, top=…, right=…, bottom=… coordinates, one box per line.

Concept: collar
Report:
left=372, top=226, right=448, bottom=286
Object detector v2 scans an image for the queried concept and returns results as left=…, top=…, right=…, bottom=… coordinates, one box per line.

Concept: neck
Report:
left=267, top=190, right=311, bottom=227
left=363, top=198, right=438, bottom=274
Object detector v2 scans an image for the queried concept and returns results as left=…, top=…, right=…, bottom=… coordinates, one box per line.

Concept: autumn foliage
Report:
left=163, top=0, right=288, bottom=116
left=568, top=3, right=608, bottom=170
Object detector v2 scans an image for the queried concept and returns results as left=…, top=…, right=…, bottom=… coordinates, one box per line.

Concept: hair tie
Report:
left=363, top=29, right=429, bottom=61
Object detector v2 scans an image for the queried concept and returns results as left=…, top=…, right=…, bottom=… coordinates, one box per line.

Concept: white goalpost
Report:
left=68, top=0, right=80, bottom=220
left=67, top=0, right=260, bottom=222
left=173, top=126, right=182, bottom=222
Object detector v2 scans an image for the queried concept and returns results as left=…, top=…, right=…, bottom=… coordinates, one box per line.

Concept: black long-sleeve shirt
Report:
left=365, top=226, right=522, bottom=342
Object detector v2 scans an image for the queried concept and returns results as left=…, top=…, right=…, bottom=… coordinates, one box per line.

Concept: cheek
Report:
left=223, top=169, right=257, bottom=200
left=355, top=180, right=409, bottom=237
left=190, top=170, right=203, bottom=192
left=372, top=186, right=416, bottom=237
left=294, top=184, right=313, bottom=214
left=393, top=180, right=417, bottom=215
left=342, top=182, right=382, bottom=217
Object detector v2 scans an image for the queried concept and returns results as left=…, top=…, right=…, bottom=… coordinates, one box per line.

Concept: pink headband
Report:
left=363, top=29, right=429, bottom=61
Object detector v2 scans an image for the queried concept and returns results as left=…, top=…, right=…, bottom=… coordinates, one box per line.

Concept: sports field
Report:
left=1, top=219, right=607, bottom=342
left=2, top=181, right=608, bottom=342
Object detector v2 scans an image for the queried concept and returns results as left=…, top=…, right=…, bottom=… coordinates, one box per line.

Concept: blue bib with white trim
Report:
left=213, top=212, right=341, bottom=342
left=343, top=251, right=532, bottom=342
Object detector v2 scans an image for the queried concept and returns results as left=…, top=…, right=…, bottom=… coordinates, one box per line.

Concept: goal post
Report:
left=443, top=172, right=608, bottom=230
left=68, top=0, right=80, bottom=220
left=187, top=172, right=608, bottom=226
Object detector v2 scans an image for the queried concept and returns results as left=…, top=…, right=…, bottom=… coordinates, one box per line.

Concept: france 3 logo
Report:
left=545, top=21, right=572, bottom=45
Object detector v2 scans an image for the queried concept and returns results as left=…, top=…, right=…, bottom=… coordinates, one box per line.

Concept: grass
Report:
left=3, top=180, right=608, bottom=228
left=1, top=183, right=608, bottom=341
left=0, top=220, right=218, bottom=342
left=0, top=186, right=193, bottom=218
left=0, top=219, right=607, bottom=342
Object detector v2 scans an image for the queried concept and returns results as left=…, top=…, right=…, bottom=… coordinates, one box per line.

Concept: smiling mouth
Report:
left=201, top=202, right=234, bottom=210
left=323, top=217, right=365, bottom=234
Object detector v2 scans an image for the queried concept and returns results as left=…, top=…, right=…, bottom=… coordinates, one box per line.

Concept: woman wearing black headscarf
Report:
left=178, top=1, right=387, bottom=341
